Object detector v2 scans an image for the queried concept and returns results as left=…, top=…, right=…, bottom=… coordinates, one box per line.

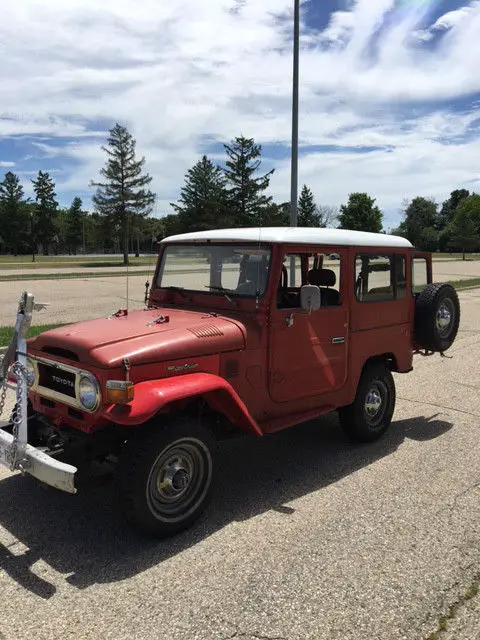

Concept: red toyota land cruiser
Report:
left=0, top=228, right=460, bottom=537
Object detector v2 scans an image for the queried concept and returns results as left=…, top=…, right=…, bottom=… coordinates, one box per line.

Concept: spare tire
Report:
left=414, top=283, right=460, bottom=352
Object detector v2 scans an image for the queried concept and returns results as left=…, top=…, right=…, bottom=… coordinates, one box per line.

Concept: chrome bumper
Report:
left=0, top=424, right=77, bottom=494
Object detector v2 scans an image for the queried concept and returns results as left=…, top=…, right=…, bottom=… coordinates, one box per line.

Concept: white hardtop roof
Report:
left=162, top=227, right=413, bottom=249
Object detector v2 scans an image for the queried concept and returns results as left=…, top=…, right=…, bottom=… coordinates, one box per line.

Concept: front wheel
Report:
left=338, top=363, right=396, bottom=442
left=117, top=420, right=215, bottom=537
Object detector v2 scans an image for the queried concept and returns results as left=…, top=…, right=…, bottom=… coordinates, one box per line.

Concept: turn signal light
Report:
left=106, top=380, right=134, bottom=405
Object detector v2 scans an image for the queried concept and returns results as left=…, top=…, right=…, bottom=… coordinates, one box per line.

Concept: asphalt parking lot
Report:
left=0, top=267, right=479, bottom=639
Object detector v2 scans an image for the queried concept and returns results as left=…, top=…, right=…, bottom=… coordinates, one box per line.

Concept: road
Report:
left=0, top=288, right=479, bottom=639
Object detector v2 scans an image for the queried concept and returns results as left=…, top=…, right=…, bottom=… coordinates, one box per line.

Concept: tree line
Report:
left=1, top=122, right=478, bottom=264
left=161, top=135, right=338, bottom=236
left=391, top=191, right=480, bottom=258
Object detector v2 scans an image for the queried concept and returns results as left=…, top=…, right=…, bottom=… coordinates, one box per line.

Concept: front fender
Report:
left=102, top=373, right=263, bottom=436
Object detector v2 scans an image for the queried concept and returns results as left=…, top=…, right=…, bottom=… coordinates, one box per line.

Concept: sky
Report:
left=1, top=0, right=480, bottom=231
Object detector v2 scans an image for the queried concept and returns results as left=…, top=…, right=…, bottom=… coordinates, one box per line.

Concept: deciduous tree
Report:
left=448, top=194, right=480, bottom=259
left=401, top=197, right=438, bottom=250
left=338, top=193, right=383, bottom=233
left=437, top=189, right=470, bottom=230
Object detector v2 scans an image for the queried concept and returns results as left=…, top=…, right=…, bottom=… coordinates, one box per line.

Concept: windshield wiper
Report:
left=163, top=286, right=188, bottom=299
left=204, top=285, right=236, bottom=305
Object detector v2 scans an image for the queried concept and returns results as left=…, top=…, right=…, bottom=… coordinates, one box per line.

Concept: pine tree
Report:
left=263, top=202, right=289, bottom=226
left=0, top=172, right=29, bottom=255
left=90, top=123, right=155, bottom=265
left=297, top=185, right=320, bottom=227
left=223, top=135, right=274, bottom=226
left=32, top=170, right=58, bottom=255
left=171, top=155, right=229, bottom=231
left=66, top=197, right=84, bottom=255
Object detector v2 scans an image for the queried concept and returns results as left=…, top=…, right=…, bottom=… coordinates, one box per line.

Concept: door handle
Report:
left=331, top=337, right=345, bottom=344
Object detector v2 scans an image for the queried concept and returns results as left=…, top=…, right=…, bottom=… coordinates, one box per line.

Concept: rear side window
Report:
left=355, top=254, right=406, bottom=302
left=412, top=257, right=428, bottom=294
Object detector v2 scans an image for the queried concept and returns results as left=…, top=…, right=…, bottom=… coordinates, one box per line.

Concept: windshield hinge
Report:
left=147, top=315, right=170, bottom=326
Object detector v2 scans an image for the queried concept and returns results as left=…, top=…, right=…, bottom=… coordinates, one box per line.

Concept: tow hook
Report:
left=46, top=432, right=64, bottom=451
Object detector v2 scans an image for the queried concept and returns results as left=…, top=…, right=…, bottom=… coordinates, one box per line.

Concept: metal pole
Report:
left=288, top=0, right=300, bottom=287
left=290, top=0, right=300, bottom=228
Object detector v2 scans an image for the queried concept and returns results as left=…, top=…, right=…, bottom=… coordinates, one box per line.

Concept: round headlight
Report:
left=79, top=373, right=100, bottom=411
left=26, top=358, right=36, bottom=387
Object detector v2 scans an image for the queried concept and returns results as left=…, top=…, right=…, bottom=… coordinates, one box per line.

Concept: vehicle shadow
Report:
left=0, top=413, right=452, bottom=597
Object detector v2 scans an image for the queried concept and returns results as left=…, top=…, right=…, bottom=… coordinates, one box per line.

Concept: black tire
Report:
left=414, top=283, right=460, bottom=352
left=338, top=363, right=396, bottom=443
left=117, top=419, right=216, bottom=538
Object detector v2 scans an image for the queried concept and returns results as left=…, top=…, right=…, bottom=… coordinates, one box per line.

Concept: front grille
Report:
left=38, top=363, right=76, bottom=398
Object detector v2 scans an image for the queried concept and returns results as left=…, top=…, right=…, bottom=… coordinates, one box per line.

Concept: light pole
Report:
left=290, top=0, right=300, bottom=228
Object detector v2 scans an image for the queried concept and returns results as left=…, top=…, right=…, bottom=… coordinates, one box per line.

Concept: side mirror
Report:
left=300, top=285, right=321, bottom=313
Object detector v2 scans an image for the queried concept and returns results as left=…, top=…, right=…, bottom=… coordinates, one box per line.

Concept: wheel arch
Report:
left=365, top=352, right=399, bottom=372
left=104, top=373, right=263, bottom=438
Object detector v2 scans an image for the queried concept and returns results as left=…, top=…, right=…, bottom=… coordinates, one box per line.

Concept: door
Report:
left=268, top=251, right=349, bottom=403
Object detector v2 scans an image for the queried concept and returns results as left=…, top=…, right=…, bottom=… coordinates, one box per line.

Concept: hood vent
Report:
left=41, top=346, right=79, bottom=362
left=188, top=324, right=224, bottom=339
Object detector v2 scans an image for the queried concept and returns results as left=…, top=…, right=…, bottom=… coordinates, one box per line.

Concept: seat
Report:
left=236, top=259, right=268, bottom=296
left=307, top=268, right=340, bottom=306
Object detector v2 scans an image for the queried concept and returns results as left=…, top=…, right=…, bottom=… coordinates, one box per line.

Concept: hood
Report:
left=28, top=308, right=246, bottom=368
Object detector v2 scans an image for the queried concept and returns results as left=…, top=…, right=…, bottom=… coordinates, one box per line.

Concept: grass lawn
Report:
left=433, top=253, right=480, bottom=261
left=446, top=277, right=480, bottom=289
left=0, top=255, right=157, bottom=270
left=0, top=323, right=65, bottom=347
left=0, top=269, right=155, bottom=282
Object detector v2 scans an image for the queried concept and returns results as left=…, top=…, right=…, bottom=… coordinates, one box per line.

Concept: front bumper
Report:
left=0, top=423, right=77, bottom=494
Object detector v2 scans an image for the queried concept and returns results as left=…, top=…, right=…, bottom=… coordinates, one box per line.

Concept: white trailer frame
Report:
left=0, top=292, right=77, bottom=493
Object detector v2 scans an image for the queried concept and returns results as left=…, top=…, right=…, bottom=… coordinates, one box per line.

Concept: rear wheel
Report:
left=118, top=419, right=215, bottom=537
left=338, top=363, right=396, bottom=442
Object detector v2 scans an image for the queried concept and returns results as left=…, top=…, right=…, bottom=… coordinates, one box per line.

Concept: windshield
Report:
left=157, top=243, right=272, bottom=298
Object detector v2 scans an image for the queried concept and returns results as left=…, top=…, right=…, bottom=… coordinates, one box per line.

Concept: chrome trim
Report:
left=28, top=356, right=102, bottom=413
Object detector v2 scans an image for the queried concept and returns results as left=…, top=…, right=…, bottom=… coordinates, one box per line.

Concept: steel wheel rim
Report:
left=364, top=380, right=388, bottom=429
left=436, top=299, right=455, bottom=338
left=146, top=437, right=212, bottom=523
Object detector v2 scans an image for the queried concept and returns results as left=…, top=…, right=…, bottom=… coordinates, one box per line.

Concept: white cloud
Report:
left=1, top=0, right=480, bottom=226
left=0, top=161, right=16, bottom=167
left=431, top=1, right=480, bottom=31
left=320, top=11, right=355, bottom=43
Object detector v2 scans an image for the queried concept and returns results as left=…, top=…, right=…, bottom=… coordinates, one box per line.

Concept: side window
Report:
left=412, top=257, right=428, bottom=294
left=355, top=254, right=406, bottom=302
left=277, top=252, right=341, bottom=308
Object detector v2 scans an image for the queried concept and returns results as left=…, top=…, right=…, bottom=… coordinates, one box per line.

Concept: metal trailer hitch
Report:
left=0, top=291, right=77, bottom=493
